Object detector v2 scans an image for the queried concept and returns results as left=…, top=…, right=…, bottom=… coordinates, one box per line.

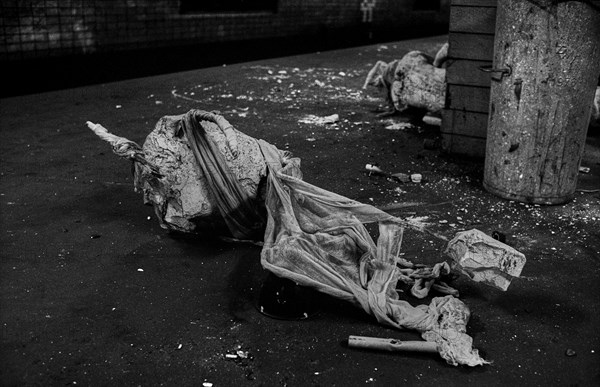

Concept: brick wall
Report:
left=1, top=0, right=449, bottom=62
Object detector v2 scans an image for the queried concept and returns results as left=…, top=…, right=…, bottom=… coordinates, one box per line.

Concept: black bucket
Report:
left=257, top=272, right=319, bottom=320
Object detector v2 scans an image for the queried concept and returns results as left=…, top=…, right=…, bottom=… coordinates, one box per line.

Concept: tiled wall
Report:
left=1, top=0, right=449, bottom=62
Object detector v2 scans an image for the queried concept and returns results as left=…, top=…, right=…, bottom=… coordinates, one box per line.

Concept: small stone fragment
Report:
left=410, top=173, right=422, bottom=183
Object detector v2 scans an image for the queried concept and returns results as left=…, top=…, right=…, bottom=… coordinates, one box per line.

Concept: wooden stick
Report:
left=348, top=335, right=438, bottom=354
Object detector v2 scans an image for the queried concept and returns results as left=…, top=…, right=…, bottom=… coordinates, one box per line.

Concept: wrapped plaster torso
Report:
left=134, top=112, right=273, bottom=236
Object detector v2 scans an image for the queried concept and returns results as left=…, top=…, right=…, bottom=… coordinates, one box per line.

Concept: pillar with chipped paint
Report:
left=483, top=0, right=600, bottom=204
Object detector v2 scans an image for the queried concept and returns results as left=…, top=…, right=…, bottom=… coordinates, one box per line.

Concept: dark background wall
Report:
left=0, top=0, right=449, bottom=96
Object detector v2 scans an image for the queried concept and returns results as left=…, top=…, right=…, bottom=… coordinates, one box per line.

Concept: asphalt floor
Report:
left=1, top=35, right=599, bottom=386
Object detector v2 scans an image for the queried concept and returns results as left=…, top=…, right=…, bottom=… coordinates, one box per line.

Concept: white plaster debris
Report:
left=384, top=122, right=414, bottom=130
left=578, top=166, right=590, bottom=173
left=410, top=173, right=422, bottom=183
left=404, top=216, right=430, bottom=229
left=298, top=114, right=340, bottom=126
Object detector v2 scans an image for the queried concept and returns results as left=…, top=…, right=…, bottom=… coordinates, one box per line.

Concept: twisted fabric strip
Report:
left=86, top=121, right=162, bottom=177
left=177, top=110, right=265, bottom=240
left=257, top=140, right=489, bottom=366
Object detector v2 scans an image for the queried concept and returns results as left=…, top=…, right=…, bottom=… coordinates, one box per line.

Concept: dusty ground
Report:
left=1, top=35, right=599, bottom=386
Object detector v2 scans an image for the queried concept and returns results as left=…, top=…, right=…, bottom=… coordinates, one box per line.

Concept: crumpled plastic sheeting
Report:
left=90, top=110, right=488, bottom=366
left=177, top=111, right=267, bottom=240
left=258, top=141, right=489, bottom=366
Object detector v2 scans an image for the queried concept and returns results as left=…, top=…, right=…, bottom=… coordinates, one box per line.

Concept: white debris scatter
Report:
left=245, top=65, right=364, bottom=105
left=172, top=64, right=367, bottom=112
left=393, top=187, right=406, bottom=195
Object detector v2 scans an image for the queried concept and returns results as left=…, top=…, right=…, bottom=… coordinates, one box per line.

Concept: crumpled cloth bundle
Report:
left=88, top=109, right=488, bottom=366
left=363, top=43, right=448, bottom=116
